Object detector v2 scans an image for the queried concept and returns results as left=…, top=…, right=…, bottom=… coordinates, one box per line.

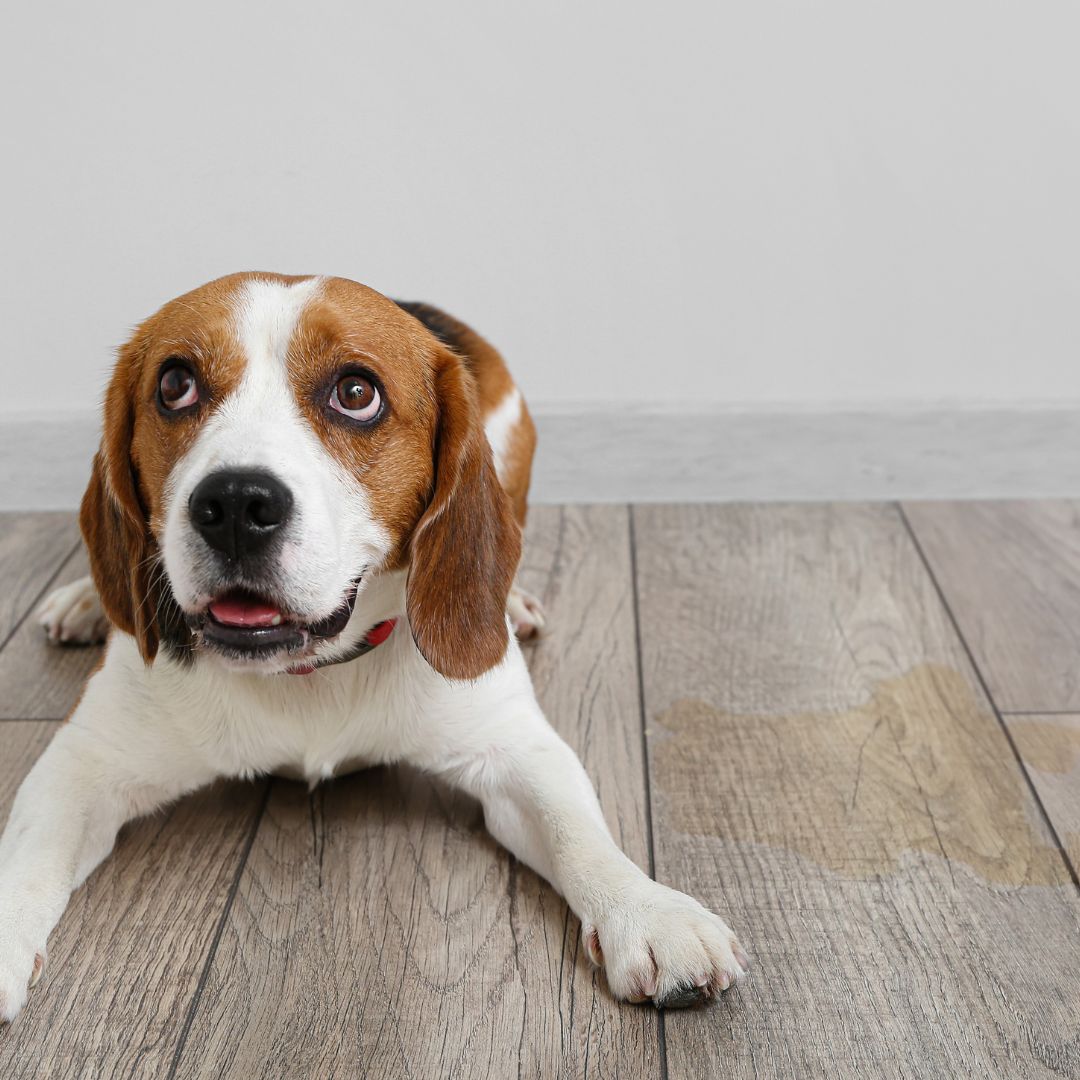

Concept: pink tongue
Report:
left=208, top=596, right=283, bottom=628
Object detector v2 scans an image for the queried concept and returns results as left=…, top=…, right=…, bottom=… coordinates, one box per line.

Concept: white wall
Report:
left=2, top=0, right=1079, bottom=418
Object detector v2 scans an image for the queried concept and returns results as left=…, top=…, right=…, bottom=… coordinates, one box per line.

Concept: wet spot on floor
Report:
left=1009, top=716, right=1080, bottom=776
left=652, top=664, right=1069, bottom=886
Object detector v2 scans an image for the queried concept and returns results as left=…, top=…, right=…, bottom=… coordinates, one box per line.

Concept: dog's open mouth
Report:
left=190, top=582, right=360, bottom=663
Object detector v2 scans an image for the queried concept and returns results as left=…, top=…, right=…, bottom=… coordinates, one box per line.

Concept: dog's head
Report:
left=80, top=273, right=520, bottom=679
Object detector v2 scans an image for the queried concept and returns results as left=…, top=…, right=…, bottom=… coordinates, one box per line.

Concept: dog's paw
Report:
left=37, top=576, right=108, bottom=645
left=0, top=934, right=46, bottom=1025
left=583, top=883, right=749, bottom=1008
left=508, top=585, right=546, bottom=641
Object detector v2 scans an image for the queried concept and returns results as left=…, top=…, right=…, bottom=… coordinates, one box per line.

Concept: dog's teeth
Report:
left=271, top=615, right=282, bottom=626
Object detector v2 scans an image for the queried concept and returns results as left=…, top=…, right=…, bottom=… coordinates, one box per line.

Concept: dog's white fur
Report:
left=0, top=279, right=746, bottom=1023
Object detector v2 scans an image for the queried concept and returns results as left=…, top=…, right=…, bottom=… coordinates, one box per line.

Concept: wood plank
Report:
left=0, top=721, right=267, bottom=1079
left=902, top=500, right=1080, bottom=712
left=172, top=505, right=660, bottom=1079
left=0, top=513, right=79, bottom=645
left=1007, top=714, right=1080, bottom=875
left=0, top=547, right=103, bottom=720
left=0, top=721, right=57, bottom=805
left=633, top=502, right=1080, bottom=1080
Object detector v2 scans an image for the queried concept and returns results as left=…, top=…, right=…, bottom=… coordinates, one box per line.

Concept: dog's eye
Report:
left=330, top=374, right=381, bottom=422
left=159, top=364, right=199, bottom=411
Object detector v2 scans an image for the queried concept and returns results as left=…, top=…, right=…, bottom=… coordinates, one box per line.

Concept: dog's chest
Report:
left=185, top=642, right=426, bottom=784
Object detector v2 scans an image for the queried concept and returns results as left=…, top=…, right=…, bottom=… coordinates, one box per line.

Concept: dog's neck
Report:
left=288, top=617, right=398, bottom=676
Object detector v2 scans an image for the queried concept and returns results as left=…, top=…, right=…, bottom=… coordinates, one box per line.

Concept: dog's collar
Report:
left=287, top=618, right=398, bottom=676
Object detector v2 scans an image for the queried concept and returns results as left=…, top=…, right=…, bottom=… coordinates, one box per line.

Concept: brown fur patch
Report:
left=287, top=279, right=443, bottom=570
left=405, top=350, right=522, bottom=680
left=394, top=301, right=535, bottom=527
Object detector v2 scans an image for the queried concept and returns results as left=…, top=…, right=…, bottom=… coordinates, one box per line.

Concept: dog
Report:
left=0, top=272, right=747, bottom=1023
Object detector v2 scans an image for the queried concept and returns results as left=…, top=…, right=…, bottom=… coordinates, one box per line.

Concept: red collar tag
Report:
left=364, top=618, right=397, bottom=647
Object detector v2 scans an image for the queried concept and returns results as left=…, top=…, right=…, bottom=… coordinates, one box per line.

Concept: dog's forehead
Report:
left=231, top=275, right=323, bottom=363
left=143, top=272, right=425, bottom=363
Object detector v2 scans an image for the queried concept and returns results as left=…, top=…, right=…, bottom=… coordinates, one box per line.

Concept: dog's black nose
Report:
left=188, top=470, right=293, bottom=560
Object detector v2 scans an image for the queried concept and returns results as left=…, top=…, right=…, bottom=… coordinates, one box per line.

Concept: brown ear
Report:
left=407, top=350, right=521, bottom=680
left=78, top=348, right=159, bottom=662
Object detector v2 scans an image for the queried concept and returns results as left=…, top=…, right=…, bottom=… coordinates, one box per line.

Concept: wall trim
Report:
left=2, top=405, right=1079, bottom=511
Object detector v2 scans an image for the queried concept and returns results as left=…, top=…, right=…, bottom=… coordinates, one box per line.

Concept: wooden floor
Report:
left=1, top=503, right=1079, bottom=1079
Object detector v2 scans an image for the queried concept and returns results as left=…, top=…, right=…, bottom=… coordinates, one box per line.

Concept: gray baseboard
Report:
left=530, top=405, right=1080, bottom=503
left=2, top=406, right=1078, bottom=511
left=0, top=414, right=99, bottom=512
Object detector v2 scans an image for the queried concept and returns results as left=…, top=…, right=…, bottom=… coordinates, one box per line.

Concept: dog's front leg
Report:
left=0, top=692, right=201, bottom=1022
left=421, top=701, right=749, bottom=1008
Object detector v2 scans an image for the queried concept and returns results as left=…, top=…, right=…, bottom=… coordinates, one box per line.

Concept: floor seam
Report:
left=165, top=779, right=273, bottom=1079
left=0, top=536, right=82, bottom=656
left=897, top=501, right=1080, bottom=895
left=1000, top=710, right=1080, bottom=718
left=627, top=505, right=658, bottom=881
left=627, top=504, right=669, bottom=1080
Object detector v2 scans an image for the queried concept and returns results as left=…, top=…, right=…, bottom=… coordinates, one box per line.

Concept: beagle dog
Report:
left=0, top=273, right=747, bottom=1024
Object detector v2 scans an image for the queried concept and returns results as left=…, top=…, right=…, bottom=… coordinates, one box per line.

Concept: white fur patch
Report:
left=233, top=276, right=323, bottom=370
left=483, top=388, right=522, bottom=485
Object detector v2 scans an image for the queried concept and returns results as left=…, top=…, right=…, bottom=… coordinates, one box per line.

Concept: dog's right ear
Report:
left=79, top=342, right=160, bottom=662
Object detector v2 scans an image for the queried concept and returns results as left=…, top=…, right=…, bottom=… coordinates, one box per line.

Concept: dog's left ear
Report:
left=406, top=348, right=521, bottom=680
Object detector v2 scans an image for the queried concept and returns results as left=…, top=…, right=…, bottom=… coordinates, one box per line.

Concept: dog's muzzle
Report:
left=186, top=580, right=361, bottom=660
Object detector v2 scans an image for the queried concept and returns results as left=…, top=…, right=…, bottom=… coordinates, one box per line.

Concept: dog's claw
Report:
left=29, top=950, right=46, bottom=988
